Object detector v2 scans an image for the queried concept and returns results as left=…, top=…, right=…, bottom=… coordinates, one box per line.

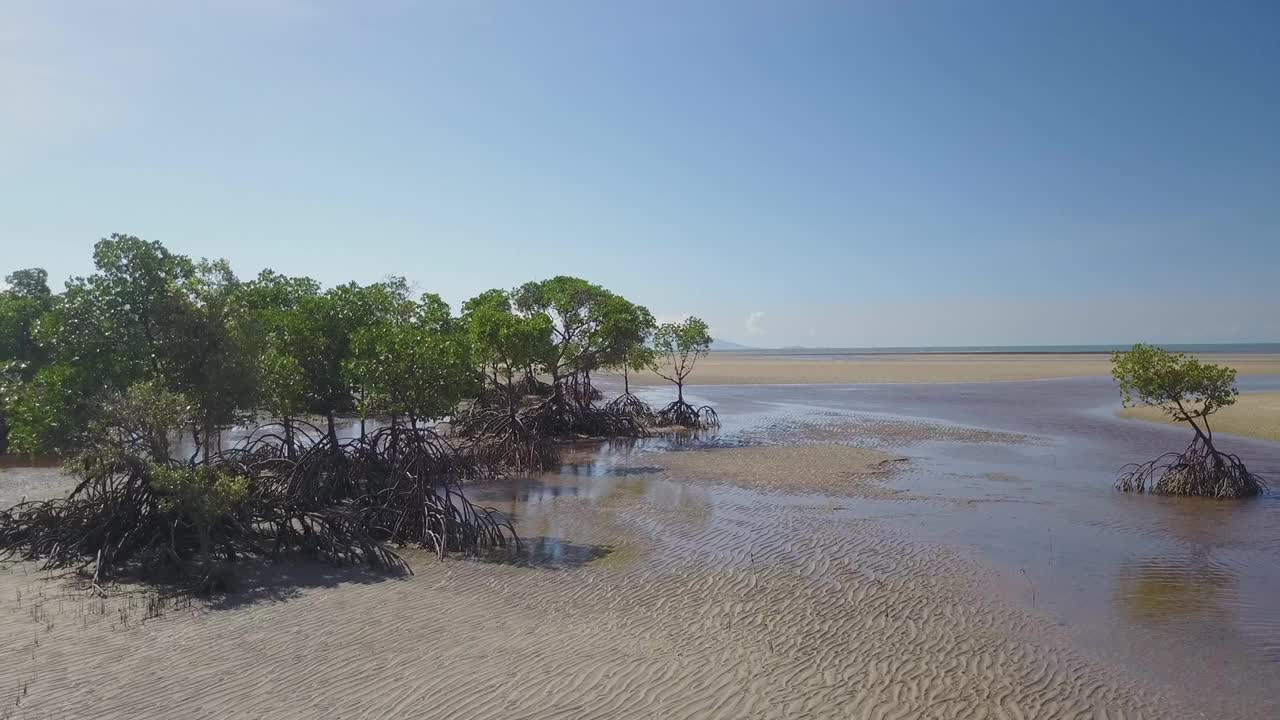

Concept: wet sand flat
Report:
left=1, top=447, right=1191, bottom=720
left=622, top=352, right=1280, bottom=385
left=1119, top=390, right=1280, bottom=442
left=6, top=376, right=1280, bottom=718
left=647, top=444, right=907, bottom=497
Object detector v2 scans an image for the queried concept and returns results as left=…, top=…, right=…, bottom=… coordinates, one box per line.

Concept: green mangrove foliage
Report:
left=1112, top=344, right=1265, bottom=498
left=651, top=317, right=719, bottom=428
left=512, top=276, right=656, bottom=430
left=0, top=268, right=55, bottom=453
left=0, top=233, right=717, bottom=590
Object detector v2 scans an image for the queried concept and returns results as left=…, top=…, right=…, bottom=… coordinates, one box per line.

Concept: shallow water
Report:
left=626, top=377, right=1280, bottom=716
left=3, top=378, right=1280, bottom=717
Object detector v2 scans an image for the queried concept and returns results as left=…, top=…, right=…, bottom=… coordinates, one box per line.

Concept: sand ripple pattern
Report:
left=1, top=453, right=1194, bottom=720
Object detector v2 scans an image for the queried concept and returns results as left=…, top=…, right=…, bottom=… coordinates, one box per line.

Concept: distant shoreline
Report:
left=715, top=343, right=1280, bottom=357
left=619, top=350, right=1280, bottom=386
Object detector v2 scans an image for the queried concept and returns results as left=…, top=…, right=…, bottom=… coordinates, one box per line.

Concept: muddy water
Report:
left=2, top=378, right=1279, bottom=718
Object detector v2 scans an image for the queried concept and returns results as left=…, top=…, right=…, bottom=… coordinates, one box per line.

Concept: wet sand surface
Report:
left=3, top=376, right=1280, bottom=718
left=1120, top=390, right=1280, bottom=442
left=622, top=351, right=1280, bottom=385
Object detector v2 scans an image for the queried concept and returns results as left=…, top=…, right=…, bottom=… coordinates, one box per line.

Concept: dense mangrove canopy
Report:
left=0, top=233, right=716, bottom=590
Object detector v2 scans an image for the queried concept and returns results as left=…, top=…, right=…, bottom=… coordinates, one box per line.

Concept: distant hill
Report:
left=710, top=338, right=754, bottom=351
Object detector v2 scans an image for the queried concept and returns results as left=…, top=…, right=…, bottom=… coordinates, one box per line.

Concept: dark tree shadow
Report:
left=206, top=557, right=410, bottom=610
left=208, top=537, right=613, bottom=610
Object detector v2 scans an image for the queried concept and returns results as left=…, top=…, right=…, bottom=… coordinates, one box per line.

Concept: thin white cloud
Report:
left=746, top=311, right=766, bottom=336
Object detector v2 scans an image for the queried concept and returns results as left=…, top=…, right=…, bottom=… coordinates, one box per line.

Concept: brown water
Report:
left=2, top=377, right=1279, bottom=718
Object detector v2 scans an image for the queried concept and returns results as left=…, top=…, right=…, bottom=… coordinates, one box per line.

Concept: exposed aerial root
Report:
left=605, top=392, right=655, bottom=425
left=0, top=425, right=519, bottom=593
left=513, top=373, right=554, bottom=399
left=1115, top=436, right=1267, bottom=498
left=453, top=406, right=560, bottom=472
left=528, top=398, right=646, bottom=439
left=656, top=400, right=720, bottom=430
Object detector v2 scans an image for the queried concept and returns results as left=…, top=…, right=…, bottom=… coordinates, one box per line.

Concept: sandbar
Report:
left=620, top=352, right=1280, bottom=385
left=1119, top=390, right=1280, bottom=443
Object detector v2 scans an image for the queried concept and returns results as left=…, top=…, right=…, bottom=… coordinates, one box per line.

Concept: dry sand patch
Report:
left=1119, top=390, right=1280, bottom=443
left=617, top=352, right=1280, bottom=386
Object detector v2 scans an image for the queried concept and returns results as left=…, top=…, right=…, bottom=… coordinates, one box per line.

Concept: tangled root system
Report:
left=656, top=400, right=720, bottom=430
left=454, top=407, right=560, bottom=472
left=0, top=422, right=518, bottom=592
left=514, top=373, right=554, bottom=399
left=1115, top=436, right=1267, bottom=498
left=605, top=392, right=655, bottom=425
left=527, top=398, right=646, bottom=439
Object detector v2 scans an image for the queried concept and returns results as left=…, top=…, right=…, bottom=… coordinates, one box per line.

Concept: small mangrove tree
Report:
left=651, top=317, right=719, bottom=428
left=1112, top=344, right=1265, bottom=498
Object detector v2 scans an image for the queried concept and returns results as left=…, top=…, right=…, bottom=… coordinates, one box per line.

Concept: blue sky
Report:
left=2, top=1, right=1277, bottom=347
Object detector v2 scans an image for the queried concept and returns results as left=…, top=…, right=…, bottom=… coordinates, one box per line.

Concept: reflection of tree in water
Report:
left=462, top=435, right=716, bottom=573
left=1153, top=495, right=1258, bottom=546
left=1115, top=553, right=1235, bottom=622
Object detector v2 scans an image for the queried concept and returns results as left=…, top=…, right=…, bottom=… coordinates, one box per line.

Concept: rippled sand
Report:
left=1, top=441, right=1198, bottom=719
left=8, top=377, right=1280, bottom=719
left=621, top=352, right=1280, bottom=385
left=1119, top=390, right=1280, bottom=442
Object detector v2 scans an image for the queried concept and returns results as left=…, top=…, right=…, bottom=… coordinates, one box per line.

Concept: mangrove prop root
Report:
left=527, top=397, right=646, bottom=439
left=453, top=406, right=560, bottom=472
left=656, top=400, right=720, bottom=430
left=456, top=391, right=646, bottom=469
left=605, top=393, right=655, bottom=425
left=514, top=373, right=554, bottom=399
left=1115, top=436, right=1267, bottom=498
left=0, top=423, right=519, bottom=592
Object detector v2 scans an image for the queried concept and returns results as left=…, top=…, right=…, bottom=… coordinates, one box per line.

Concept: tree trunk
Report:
left=284, top=417, right=295, bottom=461
left=677, top=381, right=684, bottom=404
left=201, top=412, right=213, bottom=463
left=623, top=367, right=630, bottom=395
left=190, top=424, right=202, bottom=464
left=326, top=412, right=339, bottom=451
left=1174, top=399, right=1213, bottom=450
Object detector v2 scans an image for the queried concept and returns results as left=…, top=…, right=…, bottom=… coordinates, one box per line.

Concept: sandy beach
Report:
left=0, top=427, right=1195, bottom=719
left=1120, top=390, right=1280, bottom=443
left=621, top=351, right=1280, bottom=385
left=4, top=371, right=1280, bottom=719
